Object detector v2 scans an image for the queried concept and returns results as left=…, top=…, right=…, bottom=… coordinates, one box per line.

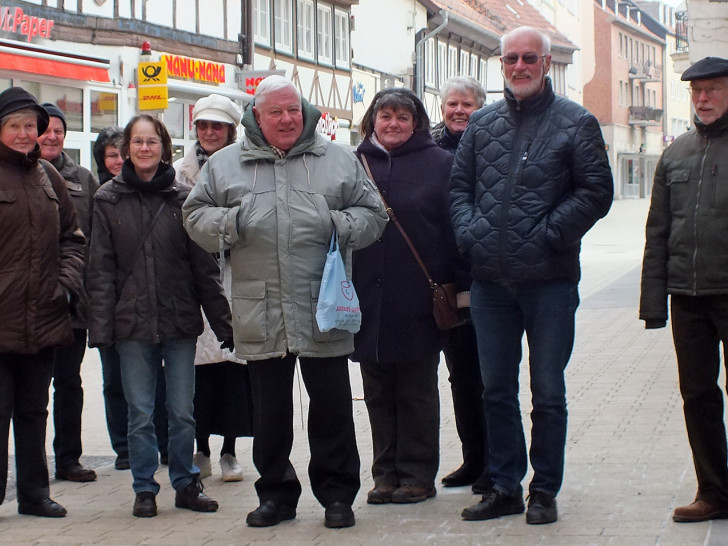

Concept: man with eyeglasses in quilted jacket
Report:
left=450, top=26, right=613, bottom=524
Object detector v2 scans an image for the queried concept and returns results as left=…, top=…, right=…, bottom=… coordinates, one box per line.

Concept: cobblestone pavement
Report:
left=2, top=199, right=728, bottom=545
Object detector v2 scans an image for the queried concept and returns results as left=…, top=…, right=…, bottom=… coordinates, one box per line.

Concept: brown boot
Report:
left=367, top=483, right=397, bottom=504
left=673, top=500, right=728, bottom=522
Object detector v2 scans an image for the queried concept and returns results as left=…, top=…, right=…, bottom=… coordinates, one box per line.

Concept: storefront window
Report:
left=164, top=101, right=185, bottom=139
left=0, top=78, right=11, bottom=90
left=15, top=81, right=83, bottom=131
left=91, top=91, right=118, bottom=132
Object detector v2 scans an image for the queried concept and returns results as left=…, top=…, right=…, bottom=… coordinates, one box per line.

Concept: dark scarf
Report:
left=121, top=159, right=176, bottom=193
left=195, top=140, right=210, bottom=169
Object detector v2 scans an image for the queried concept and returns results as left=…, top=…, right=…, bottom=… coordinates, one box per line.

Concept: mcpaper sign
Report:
left=0, top=6, right=54, bottom=42
left=137, top=61, right=168, bottom=110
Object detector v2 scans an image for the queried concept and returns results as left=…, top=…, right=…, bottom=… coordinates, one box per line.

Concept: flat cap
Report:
left=681, top=56, right=728, bottom=81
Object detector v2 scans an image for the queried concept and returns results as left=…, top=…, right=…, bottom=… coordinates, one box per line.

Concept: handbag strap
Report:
left=360, top=154, right=437, bottom=290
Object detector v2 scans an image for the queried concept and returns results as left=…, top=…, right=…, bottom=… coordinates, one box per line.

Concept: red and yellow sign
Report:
left=137, top=61, right=168, bottom=110
left=162, top=54, right=225, bottom=84
left=0, top=6, right=54, bottom=42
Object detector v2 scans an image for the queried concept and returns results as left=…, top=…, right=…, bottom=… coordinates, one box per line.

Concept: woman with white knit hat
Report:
left=174, top=94, right=254, bottom=483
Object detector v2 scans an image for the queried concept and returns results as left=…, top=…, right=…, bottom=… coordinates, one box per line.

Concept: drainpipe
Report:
left=415, top=11, right=449, bottom=99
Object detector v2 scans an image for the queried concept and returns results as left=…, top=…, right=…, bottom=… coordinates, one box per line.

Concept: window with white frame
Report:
left=437, top=41, right=447, bottom=87
left=459, top=50, right=469, bottom=76
left=425, top=39, right=436, bottom=87
left=479, top=58, right=487, bottom=89
left=334, top=8, right=349, bottom=68
left=297, top=0, right=314, bottom=59
left=448, top=45, right=458, bottom=78
left=253, top=0, right=270, bottom=46
left=274, top=0, right=293, bottom=53
left=317, top=3, right=333, bottom=65
left=469, top=53, right=478, bottom=78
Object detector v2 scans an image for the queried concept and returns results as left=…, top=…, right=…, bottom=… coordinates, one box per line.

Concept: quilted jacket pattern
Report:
left=450, top=79, right=613, bottom=285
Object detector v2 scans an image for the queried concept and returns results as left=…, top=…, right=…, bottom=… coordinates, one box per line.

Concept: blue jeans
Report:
left=117, top=338, right=197, bottom=494
left=470, top=280, right=579, bottom=497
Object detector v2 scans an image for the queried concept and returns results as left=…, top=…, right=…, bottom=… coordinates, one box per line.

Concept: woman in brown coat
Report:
left=0, top=87, right=85, bottom=518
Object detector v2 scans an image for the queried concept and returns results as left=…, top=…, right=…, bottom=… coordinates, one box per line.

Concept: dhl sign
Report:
left=137, top=61, right=168, bottom=110
left=161, top=54, right=225, bottom=84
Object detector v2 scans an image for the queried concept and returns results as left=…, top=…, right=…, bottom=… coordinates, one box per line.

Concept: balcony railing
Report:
left=675, top=11, right=689, bottom=54
left=629, top=106, right=663, bottom=126
left=629, top=60, right=662, bottom=81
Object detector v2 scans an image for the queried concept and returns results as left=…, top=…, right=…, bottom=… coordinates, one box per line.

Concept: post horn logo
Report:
left=142, top=65, right=162, bottom=81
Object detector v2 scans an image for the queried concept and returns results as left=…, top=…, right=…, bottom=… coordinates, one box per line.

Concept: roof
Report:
left=422, top=0, right=577, bottom=59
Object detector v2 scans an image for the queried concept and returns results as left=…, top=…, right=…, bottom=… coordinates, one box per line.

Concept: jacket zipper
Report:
left=692, top=138, right=711, bottom=294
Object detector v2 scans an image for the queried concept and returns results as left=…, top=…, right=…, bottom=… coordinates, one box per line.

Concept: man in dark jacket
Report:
left=450, top=26, right=613, bottom=525
left=431, top=77, right=491, bottom=494
left=640, top=56, right=728, bottom=523
left=38, top=103, right=99, bottom=484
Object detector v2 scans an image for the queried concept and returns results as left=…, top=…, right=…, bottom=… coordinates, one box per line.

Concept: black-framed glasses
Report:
left=501, top=54, right=546, bottom=65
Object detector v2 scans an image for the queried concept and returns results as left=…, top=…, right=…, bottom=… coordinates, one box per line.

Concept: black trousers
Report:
left=360, top=353, right=440, bottom=488
left=0, top=349, right=54, bottom=505
left=442, top=323, right=488, bottom=473
left=52, top=328, right=87, bottom=470
left=247, top=353, right=360, bottom=509
left=671, top=295, right=728, bottom=506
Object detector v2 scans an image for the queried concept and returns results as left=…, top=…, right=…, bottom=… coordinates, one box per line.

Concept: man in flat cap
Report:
left=640, top=56, right=728, bottom=523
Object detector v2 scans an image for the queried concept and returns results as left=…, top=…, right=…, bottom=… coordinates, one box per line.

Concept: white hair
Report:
left=439, top=77, right=486, bottom=108
left=500, top=26, right=551, bottom=55
left=254, top=75, right=301, bottom=106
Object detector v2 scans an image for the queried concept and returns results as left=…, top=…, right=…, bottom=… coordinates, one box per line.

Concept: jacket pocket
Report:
left=0, top=189, right=16, bottom=204
left=666, top=169, right=690, bottom=213
left=232, top=280, right=268, bottom=342
left=310, top=281, right=350, bottom=343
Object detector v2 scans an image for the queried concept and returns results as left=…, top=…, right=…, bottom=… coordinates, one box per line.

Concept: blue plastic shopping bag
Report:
left=315, top=230, right=362, bottom=333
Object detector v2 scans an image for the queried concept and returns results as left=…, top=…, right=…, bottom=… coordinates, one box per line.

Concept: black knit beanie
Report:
left=0, top=87, right=49, bottom=135
left=42, top=102, right=67, bottom=134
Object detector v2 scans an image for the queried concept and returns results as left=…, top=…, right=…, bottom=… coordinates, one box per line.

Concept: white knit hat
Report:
left=192, top=94, right=242, bottom=126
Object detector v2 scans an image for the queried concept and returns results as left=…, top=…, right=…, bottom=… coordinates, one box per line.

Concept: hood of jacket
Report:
left=241, top=97, right=323, bottom=160
left=93, top=126, right=123, bottom=183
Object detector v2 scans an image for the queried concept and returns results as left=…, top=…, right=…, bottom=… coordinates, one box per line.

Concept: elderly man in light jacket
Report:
left=182, top=76, right=387, bottom=530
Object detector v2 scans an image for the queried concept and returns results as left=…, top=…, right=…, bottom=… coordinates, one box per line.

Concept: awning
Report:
left=0, top=41, right=110, bottom=83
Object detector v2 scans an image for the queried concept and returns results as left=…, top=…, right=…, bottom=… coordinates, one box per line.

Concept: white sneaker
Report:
left=220, top=453, right=243, bottom=482
left=193, top=452, right=212, bottom=479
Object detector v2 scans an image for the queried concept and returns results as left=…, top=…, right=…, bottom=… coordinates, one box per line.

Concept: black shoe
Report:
left=526, top=491, right=558, bottom=524
left=441, top=464, right=483, bottom=488
left=133, top=492, right=157, bottom=518
left=461, top=487, right=525, bottom=521
left=55, top=464, right=97, bottom=482
left=324, top=502, right=355, bottom=528
left=175, top=479, right=218, bottom=512
left=246, top=500, right=297, bottom=527
left=18, top=498, right=67, bottom=518
left=115, top=456, right=131, bottom=470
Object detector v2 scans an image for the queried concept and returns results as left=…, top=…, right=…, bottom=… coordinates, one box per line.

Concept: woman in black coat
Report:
left=352, top=87, right=459, bottom=505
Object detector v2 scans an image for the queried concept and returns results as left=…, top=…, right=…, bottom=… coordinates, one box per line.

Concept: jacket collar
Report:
left=0, top=140, right=42, bottom=170
left=505, top=76, right=555, bottom=115
left=695, top=108, right=728, bottom=139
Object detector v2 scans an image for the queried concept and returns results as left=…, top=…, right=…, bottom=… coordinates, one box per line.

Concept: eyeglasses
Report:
left=690, top=85, right=727, bottom=99
left=104, top=152, right=122, bottom=160
left=196, top=120, right=227, bottom=131
left=130, top=137, right=162, bottom=148
left=501, top=54, right=546, bottom=65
